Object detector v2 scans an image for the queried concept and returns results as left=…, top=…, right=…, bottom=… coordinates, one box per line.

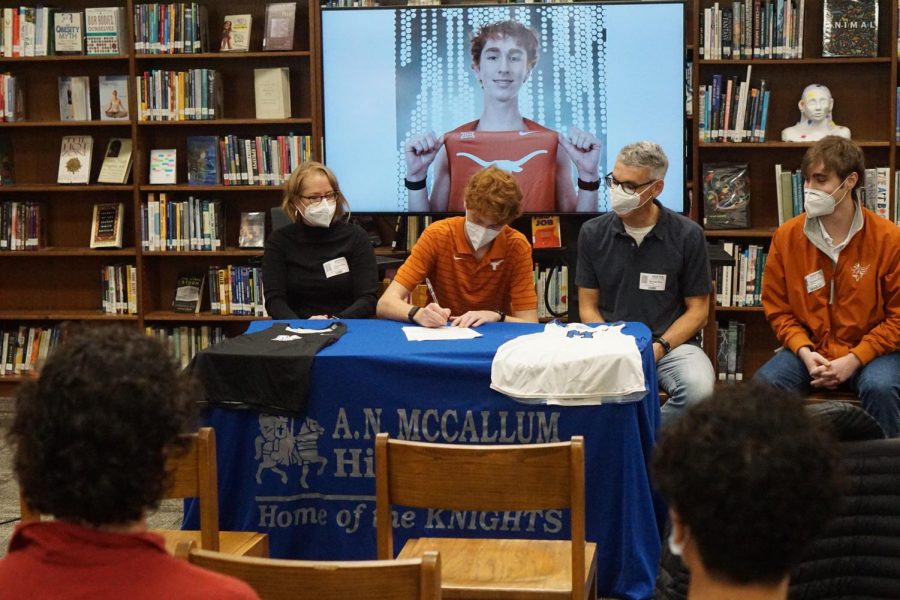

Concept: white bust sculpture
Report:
left=781, top=84, right=851, bottom=142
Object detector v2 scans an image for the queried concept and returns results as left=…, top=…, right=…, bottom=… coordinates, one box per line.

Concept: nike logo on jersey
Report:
left=517, top=131, right=539, bottom=136
left=453, top=255, right=466, bottom=260
left=455, top=150, right=549, bottom=173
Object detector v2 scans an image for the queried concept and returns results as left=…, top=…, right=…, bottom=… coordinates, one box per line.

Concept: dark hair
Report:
left=652, top=384, right=843, bottom=585
left=9, top=326, right=198, bottom=526
left=801, top=135, right=865, bottom=196
left=470, top=20, right=539, bottom=70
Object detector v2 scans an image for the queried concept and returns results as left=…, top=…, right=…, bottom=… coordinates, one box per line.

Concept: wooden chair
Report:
left=185, top=546, right=442, bottom=600
left=375, top=433, right=596, bottom=600
left=19, top=427, right=268, bottom=557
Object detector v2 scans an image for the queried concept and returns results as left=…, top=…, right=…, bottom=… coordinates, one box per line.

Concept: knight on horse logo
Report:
left=255, top=415, right=328, bottom=489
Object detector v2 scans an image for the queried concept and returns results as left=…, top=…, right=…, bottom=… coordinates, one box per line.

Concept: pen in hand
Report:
left=425, top=277, right=440, bottom=307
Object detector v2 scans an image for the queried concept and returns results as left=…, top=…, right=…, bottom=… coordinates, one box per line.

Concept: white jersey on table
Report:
left=490, top=322, right=646, bottom=405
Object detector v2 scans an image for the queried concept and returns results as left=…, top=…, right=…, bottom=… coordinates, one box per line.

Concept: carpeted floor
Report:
left=0, top=399, right=184, bottom=558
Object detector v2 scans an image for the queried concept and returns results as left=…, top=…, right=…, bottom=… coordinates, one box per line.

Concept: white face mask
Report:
left=803, top=177, right=850, bottom=218
left=300, top=199, right=336, bottom=228
left=465, top=215, right=501, bottom=250
left=610, top=184, right=654, bottom=216
left=667, top=529, right=685, bottom=557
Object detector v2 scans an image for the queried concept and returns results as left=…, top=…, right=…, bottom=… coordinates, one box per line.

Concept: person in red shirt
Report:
left=377, top=166, right=538, bottom=328
left=404, top=19, right=601, bottom=213
left=1, top=326, right=259, bottom=600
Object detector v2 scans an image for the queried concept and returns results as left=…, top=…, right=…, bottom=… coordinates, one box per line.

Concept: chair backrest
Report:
left=19, top=427, right=220, bottom=552
left=189, top=548, right=441, bottom=600
left=375, top=433, right=586, bottom=598
left=270, top=205, right=291, bottom=233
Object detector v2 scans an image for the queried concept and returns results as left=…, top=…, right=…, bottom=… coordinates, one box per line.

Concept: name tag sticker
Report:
left=804, top=269, right=826, bottom=293
left=323, top=257, right=350, bottom=278
left=639, top=273, right=667, bottom=291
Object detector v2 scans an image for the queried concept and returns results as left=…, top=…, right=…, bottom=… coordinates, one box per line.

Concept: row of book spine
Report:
left=700, top=0, right=804, bottom=60
left=0, top=73, right=22, bottom=122
left=0, top=201, right=42, bottom=251
left=220, top=134, right=312, bottom=186
left=859, top=167, right=892, bottom=220
left=698, top=69, right=770, bottom=143
left=137, top=69, right=223, bottom=121
left=776, top=164, right=891, bottom=223
left=2, top=7, right=127, bottom=57
left=208, top=265, right=268, bottom=317
left=534, top=264, right=568, bottom=320
left=716, top=320, right=747, bottom=382
left=0, top=324, right=63, bottom=375
left=101, top=263, right=138, bottom=315
left=715, top=242, right=768, bottom=307
left=142, top=195, right=225, bottom=252
left=133, top=3, right=209, bottom=54
left=146, top=324, right=225, bottom=369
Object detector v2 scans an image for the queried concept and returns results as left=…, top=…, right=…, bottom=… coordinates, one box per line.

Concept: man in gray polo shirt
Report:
left=576, top=141, right=714, bottom=426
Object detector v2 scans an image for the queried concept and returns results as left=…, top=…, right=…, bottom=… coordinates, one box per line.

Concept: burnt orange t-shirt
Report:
left=393, top=217, right=537, bottom=316
left=445, top=119, right=558, bottom=213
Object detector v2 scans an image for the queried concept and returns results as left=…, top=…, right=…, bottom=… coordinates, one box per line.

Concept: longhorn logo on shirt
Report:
left=490, top=259, right=504, bottom=271
left=455, top=150, right=548, bottom=173
left=255, top=415, right=328, bottom=489
left=851, top=262, right=870, bottom=282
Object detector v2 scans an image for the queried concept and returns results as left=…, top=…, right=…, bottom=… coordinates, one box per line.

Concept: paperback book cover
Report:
left=58, top=76, right=91, bottom=121
left=254, top=67, right=291, bottom=119
left=239, top=211, right=265, bottom=248
left=84, top=7, right=125, bottom=55
left=57, top=135, right=93, bottom=184
left=263, top=2, right=296, bottom=51
left=703, top=162, right=751, bottom=230
left=53, top=11, right=84, bottom=54
left=531, top=215, right=561, bottom=248
left=823, top=0, right=879, bottom=57
left=186, top=136, right=220, bottom=185
left=221, top=14, right=252, bottom=52
left=98, top=75, right=128, bottom=120
left=97, top=138, right=132, bottom=184
left=172, top=272, right=206, bottom=313
left=90, top=202, right=124, bottom=248
left=149, top=148, right=176, bottom=184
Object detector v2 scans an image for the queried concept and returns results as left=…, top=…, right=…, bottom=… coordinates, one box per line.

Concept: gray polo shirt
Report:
left=575, top=200, right=711, bottom=340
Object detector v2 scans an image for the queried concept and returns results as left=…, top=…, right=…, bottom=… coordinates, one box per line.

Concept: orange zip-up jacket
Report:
left=762, top=206, right=900, bottom=365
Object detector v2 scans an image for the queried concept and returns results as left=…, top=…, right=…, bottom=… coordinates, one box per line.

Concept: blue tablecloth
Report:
left=186, top=319, right=664, bottom=600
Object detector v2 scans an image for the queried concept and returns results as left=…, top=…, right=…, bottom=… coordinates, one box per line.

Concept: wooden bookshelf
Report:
left=0, top=0, right=319, bottom=390
left=691, top=0, right=899, bottom=380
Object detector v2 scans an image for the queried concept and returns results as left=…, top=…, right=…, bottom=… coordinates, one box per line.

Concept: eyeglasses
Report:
left=300, top=191, right=338, bottom=203
left=604, top=173, right=656, bottom=195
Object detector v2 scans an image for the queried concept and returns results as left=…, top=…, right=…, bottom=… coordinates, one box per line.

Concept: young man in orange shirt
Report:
left=377, top=166, right=538, bottom=328
left=754, top=136, right=900, bottom=437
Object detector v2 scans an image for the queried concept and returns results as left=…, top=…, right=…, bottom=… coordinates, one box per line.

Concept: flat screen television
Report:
left=321, top=2, right=685, bottom=214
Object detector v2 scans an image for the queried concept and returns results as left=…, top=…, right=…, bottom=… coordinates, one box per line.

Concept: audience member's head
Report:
left=800, top=135, right=865, bottom=196
left=10, top=326, right=198, bottom=527
left=652, top=384, right=842, bottom=593
left=463, top=166, right=524, bottom=225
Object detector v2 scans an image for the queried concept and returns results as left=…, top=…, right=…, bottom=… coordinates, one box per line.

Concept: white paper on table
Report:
left=401, top=326, right=483, bottom=341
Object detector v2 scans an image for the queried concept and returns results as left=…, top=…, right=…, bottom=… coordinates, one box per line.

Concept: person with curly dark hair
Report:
left=1, top=326, right=259, bottom=600
left=652, top=384, right=843, bottom=600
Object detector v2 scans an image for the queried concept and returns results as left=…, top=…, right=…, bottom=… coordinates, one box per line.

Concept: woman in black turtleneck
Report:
left=263, top=162, right=378, bottom=319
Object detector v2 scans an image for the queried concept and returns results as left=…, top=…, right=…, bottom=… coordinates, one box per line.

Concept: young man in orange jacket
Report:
left=754, top=136, right=900, bottom=437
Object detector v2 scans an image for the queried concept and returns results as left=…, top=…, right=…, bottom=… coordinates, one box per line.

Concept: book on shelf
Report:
left=133, top=3, right=209, bottom=54
left=239, top=211, right=265, bottom=248
left=97, top=138, right=133, bottom=184
left=531, top=215, right=561, bottom=249
left=0, top=136, right=13, bottom=185
left=143, top=194, right=225, bottom=252
left=149, top=148, right=177, bottom=185
left=822, top=0, right=878, bottom=57
left=0, top=201, right=43, bottom=251
left=254, top=67, right=292, bottom=119
left=774, top=164, right=806, bottom=224
left=700, top=0, right=805, bottom=60
left=220, top=133, right=311, bottom=185
left=533, top=263, right=568, bottom=320
left=221, top=14, right=252, bottom=52
left=53, top=11, right=84, bottom=55
left=263, top=2, right=297, bottom=51
left=0, top=324, right=61, bottom=375
left=84, top=7, right=126, bottom=55
left=101, top=263, right=137, bottom=314
left=859, top=166, right=891, bottom=219
left=208, top=264, right=267, bottom=316
left=146, top=324, right=226, bottom=369
left=137, top=68, right=223, bottom=121
left=715, top=320, right=746, bottom=382
left=699, top=69, right=770, bottom=143
left=57, top=135, right=93, bottom=184
left=173, top=272, right=206, bottom=314
left=99, top=75, right=129, bottom=120
left=712, top=241, right=768, bottom=307
left=90, top=202, right=124, bottom=249
left=186, top=136, right=221, bottom=185
left=702, top=162, right=751, bottom=230
left=0, top=73, right=25, bottom=122
left=58, top=76, right=91, bottom=121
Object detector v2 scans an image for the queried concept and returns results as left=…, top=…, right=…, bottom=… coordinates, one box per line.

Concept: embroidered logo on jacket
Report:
left=490, top=259, right=504, bottom=271
left=851, top=262, right=870, bottom=282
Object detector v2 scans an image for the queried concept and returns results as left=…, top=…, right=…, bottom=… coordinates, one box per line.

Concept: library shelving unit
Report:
left=690, top=0, right=898, bottom=377
left=0, top=0, right=321, bottom=396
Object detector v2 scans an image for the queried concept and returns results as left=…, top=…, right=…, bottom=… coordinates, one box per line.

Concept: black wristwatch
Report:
left=495, top=310, right=506, bottom=322
left=655, top=336, right=672, bottom=354
left=408, top=305, right=420, bottom=323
